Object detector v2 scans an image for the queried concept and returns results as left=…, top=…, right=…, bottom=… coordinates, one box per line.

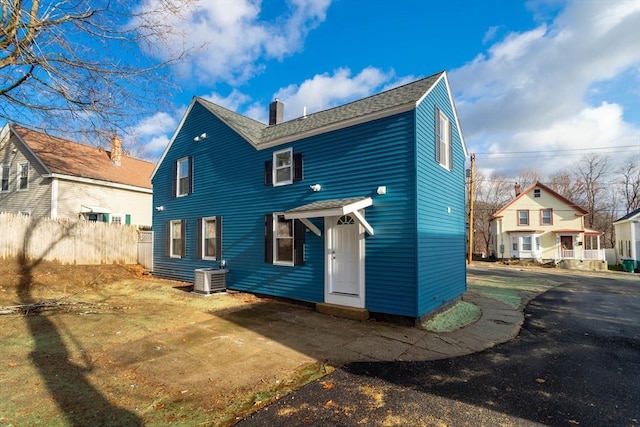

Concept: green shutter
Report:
left=103, top=213, right=110, bottom=223
left=125, top=214, right=131, bottom=225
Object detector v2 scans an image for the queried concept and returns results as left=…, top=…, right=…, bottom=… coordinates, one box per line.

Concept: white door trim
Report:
left=324, top=213, right=365, bottom=308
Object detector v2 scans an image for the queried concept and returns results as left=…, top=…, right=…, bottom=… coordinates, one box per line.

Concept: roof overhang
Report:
left=506, top=229, right=544, bottom=234
left=553, top=229, right=584, bottom=234
left=284, top=197, right=374, bottom=236
left=81, top=205, right=111, bottom=214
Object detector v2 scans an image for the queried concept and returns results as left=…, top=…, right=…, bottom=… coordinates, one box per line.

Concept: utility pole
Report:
left=467, top=153, right=475, bottom=265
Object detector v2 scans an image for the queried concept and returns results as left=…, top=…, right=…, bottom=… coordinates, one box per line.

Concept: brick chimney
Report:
left=110, top=134, right=122, bottom=166
left=514, top=183, right=521, bottom=197
left=269, top=99, right=284, bottom=125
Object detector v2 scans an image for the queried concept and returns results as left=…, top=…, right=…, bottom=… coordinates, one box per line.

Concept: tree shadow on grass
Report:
left=15, top=218, right=142, bottom=426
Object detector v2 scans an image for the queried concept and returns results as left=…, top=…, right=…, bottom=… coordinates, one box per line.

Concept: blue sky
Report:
left=129, top=0, right=640, bottom=177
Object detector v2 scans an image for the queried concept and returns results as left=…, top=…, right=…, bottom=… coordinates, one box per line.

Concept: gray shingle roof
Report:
left=285, top=197, right=370, bottom=214
left=615, top=207, right=640, bottom=222
left=195, top=71, right=444, bottom=148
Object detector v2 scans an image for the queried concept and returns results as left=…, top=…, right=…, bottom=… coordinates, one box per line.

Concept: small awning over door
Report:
left=284, top=196, right=374, bottom=236
left=81, top=205, right=111, bottom=214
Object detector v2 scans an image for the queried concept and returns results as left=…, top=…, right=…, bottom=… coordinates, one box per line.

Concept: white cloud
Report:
left=449, top=0, right=640, bottom=176
left=274, top=67, right=395, bottom=120
left=127, top=111, right=180, bottom=158
left=134, top=0, right=332, bottom=84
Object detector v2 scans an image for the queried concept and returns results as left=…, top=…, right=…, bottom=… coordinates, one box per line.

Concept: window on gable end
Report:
left=18, top=162, right=29, bottom=191
left=534, top=188, right=541, bottom=198
left=167, top=219, right=186, bottom=258
left=517, top=210, right=529, bottom=226
left=199, top=216, right=222, bottom=260
left=434, top=107, right=452, bottom=170
left=175, top=156, right=193, bottom=197
left=0, top=164, right=9, bottom=192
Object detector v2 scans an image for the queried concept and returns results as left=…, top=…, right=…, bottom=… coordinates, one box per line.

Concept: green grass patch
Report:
left=421, top=301, right=481, bottom=333
left=468, top=275, right=561, bottom=308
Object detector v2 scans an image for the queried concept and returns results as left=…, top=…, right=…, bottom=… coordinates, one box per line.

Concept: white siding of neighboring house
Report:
left=57, top=179, right=152, bottom=226
left=0, top=134, right=52, bottom=217
left=614, top=219, right=639, bottom=263
left=494, top=189, right=584, bottom=260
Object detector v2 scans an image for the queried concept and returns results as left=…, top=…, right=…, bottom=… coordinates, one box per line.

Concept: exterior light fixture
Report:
left=155, top=206, right=164, bottom=211
left=310, top=184, right=321, bottom=192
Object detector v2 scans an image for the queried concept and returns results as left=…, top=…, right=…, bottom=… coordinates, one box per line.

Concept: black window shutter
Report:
left=434, top=106, right=441, bottom=163
left=448, top=120, right=453, bottom=170
left=165, top=221, right=171, bottom=256
left=293, top=153, right=303, bottom=182
left=216, top=216, right=223, bottom=261
left=264, top=160, right=273, bottom=186
left=197, top=218, right=202, bottom=259
left=264, top=213, right=273, bottom=263
left=181, top=219, right=186, bottom=257
left=294, top=219, right=305, bottom=265
left=172, top=161, right=177, bottom=198
left=188, top=156, right=194, bottom=194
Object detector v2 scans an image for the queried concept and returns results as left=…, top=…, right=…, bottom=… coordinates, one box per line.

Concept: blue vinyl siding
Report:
left=153, top=103, right=418, bottom=315
left=415, top=79, right=467, bottom=315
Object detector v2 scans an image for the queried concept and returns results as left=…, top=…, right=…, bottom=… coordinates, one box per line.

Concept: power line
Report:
left=475, top=144, right=639, bottom=156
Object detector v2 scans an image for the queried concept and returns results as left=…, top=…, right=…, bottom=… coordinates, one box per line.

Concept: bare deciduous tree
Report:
left=514, top=169, right=540, bottom=189
left=619, top=154, right=640, bottom=214
left=0, top=0, right=193, bottom=139
left=472, top=171, right=513, bottom=257
left=547, top=172, right=579, bottom=200
left=573, top=154, right=609, bottom=229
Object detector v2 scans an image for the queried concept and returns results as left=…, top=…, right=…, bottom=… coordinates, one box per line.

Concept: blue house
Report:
left=151, top=71, right=468, bottom=320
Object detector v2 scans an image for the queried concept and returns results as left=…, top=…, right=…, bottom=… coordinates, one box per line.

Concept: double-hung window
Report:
left=264, top=149, right=303, bottom=186
left=199, top=216, right=222, bottom=260
left=264, top=213, right=305, bottom=265
left=435, top=106, right=453, bottom=170
left=167, top=219, right=185, bottom=258
left=540, top=208, right=553, bottom=225
left=0, top=165, right=8, bottom=192
left=517, top=210, right=529, bottom=226
left=175, top=157, right=193, bottom=197
left=18, top=162, right=29, bottom=191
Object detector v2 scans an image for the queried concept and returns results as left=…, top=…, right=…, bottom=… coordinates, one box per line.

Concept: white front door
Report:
left=325, top=214, right=364, bottom=307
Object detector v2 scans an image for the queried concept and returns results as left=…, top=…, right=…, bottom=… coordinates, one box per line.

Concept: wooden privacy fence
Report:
left=0, top=213, right=139, bottom=265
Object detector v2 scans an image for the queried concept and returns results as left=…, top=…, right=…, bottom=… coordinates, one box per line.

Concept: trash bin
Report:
left=622, top=259, right=635, bottom=273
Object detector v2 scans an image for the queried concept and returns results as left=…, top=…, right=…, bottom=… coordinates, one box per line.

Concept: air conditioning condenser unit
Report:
left=193, top=268, right=228, bottom=295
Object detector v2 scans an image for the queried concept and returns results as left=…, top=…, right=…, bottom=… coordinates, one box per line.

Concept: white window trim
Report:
left=176, top=157, right=190, bottom=197
left=273, top=212, right=294, bottom=266
left=273, top=148, right=293, bottom=187
left=201, top=216, right=218, bottom=261
left=110, top=214, right=124, bottom=225
left=17, top=162, right=29, bottom=191
left=1, top=164, right=9, bottom=193
left=438, top=111, right=451, bottom=170
left=170, top=219, right=183, bottom=258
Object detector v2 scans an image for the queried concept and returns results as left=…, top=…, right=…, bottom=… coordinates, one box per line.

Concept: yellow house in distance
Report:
left=490, top=181, right=606, bottom=271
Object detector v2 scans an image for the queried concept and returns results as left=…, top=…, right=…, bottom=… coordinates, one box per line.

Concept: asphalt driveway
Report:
left=240, top=267, right=640, bottom=426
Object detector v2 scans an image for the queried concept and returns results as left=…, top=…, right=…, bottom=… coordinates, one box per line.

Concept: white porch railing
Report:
left=560, top=249, right=604, bottom=261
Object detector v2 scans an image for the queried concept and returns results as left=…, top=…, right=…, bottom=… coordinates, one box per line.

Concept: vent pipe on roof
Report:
left=269, top=99, right=284, bottom=125
left=110, top=134, right=122, bottom=166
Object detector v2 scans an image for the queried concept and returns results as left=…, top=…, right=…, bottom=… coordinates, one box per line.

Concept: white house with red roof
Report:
left=0, top=124, right=154, bottom=226
left=490, top=181, right=606, bottom=270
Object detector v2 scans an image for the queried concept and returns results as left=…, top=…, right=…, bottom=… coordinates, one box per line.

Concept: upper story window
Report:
left=540, top=208, right=553, bottom=225
left=264, top=213, right=305, bottom=266
left=435, top=106, right=452, bottom=170
left=518, top=210, right=529, bottom=226
left=274, top=148, right=292, bottom=186
left=200, top=216, right=222, bottom=260
left=264, top=149, right=303, bottom=187
left=18, top=162, right=29, bottom=191
left=175, top=157, right=193, bottom=197
left=1, top=164, right=9, bottom=192
left=534, top=188, right=541, bottom=198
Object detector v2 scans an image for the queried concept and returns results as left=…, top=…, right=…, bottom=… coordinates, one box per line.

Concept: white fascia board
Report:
left=256, top=104, right=415, bottom=150
left=285, top=197, right=373, bottom=219
left=43, top=173, right=152, bottom=193
left=415, top=71, right=468, bottom=157
left=151, top=97, right=199, bottom=180
left=8, top=124, right=52, bottom=173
